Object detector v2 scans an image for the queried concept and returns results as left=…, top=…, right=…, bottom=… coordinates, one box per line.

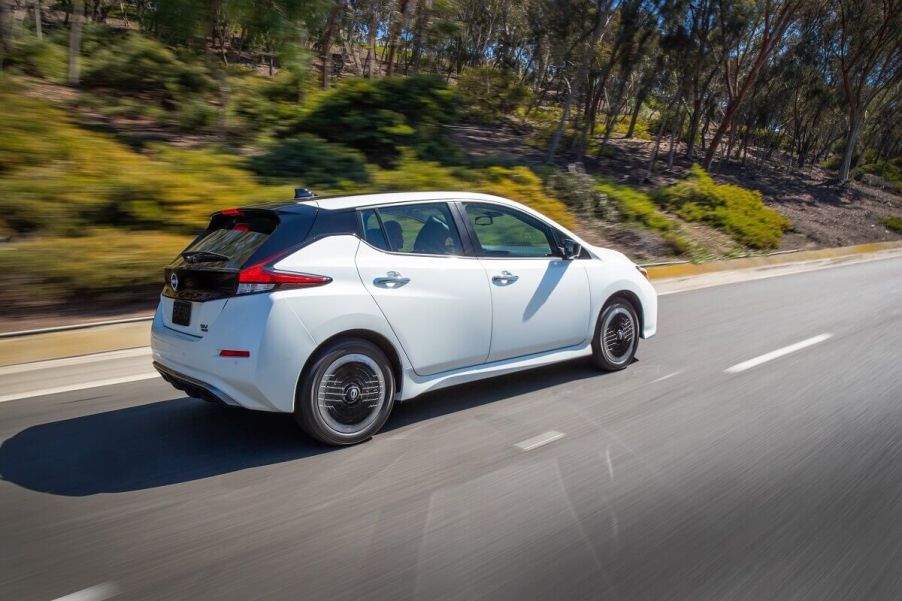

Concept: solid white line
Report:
left=0, top=347, right=151, bottom=376
left=0, top=373, right=160, bottom=403
left=515, top=430, right=565, bottom=451
left=724, top=333, right=833, bottom=374
left=52, top=582, right=120, bottom=601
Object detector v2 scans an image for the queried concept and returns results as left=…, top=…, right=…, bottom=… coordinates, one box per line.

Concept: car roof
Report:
left=263, top=191, right=519, bottom=212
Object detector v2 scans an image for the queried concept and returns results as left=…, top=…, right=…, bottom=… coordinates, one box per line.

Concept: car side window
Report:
left=360, top=203, right=463, bottom=256
left=464, top=203, right=557, bottom=258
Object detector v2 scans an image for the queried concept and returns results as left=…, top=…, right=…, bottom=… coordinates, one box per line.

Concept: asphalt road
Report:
left=1, top=256, right=901, bottom=601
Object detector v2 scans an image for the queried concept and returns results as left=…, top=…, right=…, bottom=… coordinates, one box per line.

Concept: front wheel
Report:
left=591, top=299, right=639, bottom=371
left=295, top=339, right=396, bottom=445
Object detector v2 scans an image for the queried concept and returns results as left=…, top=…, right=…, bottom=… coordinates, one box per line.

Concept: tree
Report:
left=832, top=0, right=902, bottom=183
left=702, top=0, right=805, bottom=170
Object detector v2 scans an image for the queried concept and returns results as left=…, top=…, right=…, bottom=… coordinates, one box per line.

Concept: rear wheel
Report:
left=591, top=298, right=639, bottom=371
left=295, top=339, right=396, bottom=445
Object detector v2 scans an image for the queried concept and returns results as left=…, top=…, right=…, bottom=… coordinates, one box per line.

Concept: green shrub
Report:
left=882, top=216, right=902, bottom=233
left=855, top=160, right=902, bottom=191
left=176, top=98, right=219, bottom=131
left=594, top=178, right=674, bottom=232
left=457, top=66, right=532, bottom=123
left=656, top=164, right=791, bottom=249
left=294, top=75, right=459, bottom=166
left=81, top=33, right=214, bottom=106
left=547, top=166, right=615, bottom=218
left=7, top=38, right=68, bottom=83
left=250, top=134, right=369, bottom=185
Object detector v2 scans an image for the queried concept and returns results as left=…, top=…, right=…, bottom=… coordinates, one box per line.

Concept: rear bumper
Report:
left=150, top=293, right=318, bottom=413
left=153, top=361, right=240, bottom=407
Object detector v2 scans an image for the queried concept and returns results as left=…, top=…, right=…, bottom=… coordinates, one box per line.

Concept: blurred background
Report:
left=0, top=0, right=899, bottom=325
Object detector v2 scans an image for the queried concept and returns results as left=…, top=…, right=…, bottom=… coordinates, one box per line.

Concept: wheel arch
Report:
left=295, top=329, right=404, bottom=410
left=602, top=290, right=644, bottom=337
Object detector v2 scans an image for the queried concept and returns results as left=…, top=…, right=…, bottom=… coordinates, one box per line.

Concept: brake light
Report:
left=221, top=208, right=241, bottom=216
left=236, top=259, right=331, bottom=295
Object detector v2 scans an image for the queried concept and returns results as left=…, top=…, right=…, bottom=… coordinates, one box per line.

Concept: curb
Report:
left=1, top=240, right=900, bottom=367
left=644, top=240, right=902, bottom=280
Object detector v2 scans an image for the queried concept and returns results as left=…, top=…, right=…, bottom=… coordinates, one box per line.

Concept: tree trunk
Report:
left=385, top=0, right=409, bottom=76
left=667, top=109, right=685, bottom=170
left=68, top=0, right=84, bottom=86
left=366, top=6, right=378, bottom=79
left=625, top=90, right=645, bottom=138
left=320, top=0, right=341, bottom=88
left=34, top=0, right=42, bottom=40
left=838, top=111, right=864, bottom=184
left=546, top=77, right=573, bottom=163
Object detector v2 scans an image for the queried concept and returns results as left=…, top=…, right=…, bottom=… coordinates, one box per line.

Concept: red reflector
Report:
left=238, top=262, right=332, bottom=286
left=219, top=350, right=250, bottom=358
left=220, top=208, right=241, bottom=216
left=232, top=223, right=249, bottom=232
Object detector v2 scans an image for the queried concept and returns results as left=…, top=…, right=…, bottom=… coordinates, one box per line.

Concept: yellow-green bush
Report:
left=594, top=178, right=674, bottom=232
left=0, top=229, right=190, bottom=305
left=0, top=88, right=290, bottom=235
left=656, top=165, right=791, bottom=249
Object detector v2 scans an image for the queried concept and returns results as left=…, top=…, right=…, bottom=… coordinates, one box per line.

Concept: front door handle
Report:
left=374, top=271, right=411, bottom=288
left=492, top=271, right=519, bottom=285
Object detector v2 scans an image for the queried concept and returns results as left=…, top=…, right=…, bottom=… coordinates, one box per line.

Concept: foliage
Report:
left=457, top=66, right=532, bottom=123
left=0, top=230, right=190, bottom=305
left=294, top=75, right=460, bottom=166
left=546, top=165, right=616, bottom=219
left=595, top=178, right=674, bottom=233
left=5, top=37, right=68, bottom=83
left=0, top=89, right=289, bottom=236
left=250, top=134, right=370, bottom=185
left=81, top=32, right=215, bottom=107
left=881, top=217, right=902, bottom=233
left=854, top=159, right=902, bottom=191
left=656, top=165, right=791, bottom=249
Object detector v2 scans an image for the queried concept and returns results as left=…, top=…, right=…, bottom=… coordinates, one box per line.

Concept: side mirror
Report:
left=474, top=215, right=494, bottom=226
left=561, top=238, right=582, bottom=260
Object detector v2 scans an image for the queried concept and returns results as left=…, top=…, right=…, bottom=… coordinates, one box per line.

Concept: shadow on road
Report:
left=0, top=358, right=604, bottom=496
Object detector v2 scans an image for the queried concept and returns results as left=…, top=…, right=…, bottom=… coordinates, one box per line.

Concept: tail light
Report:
left=236, top=257, right=331, bottom=295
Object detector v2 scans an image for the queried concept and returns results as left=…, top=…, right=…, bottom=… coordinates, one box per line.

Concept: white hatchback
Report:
left=152, top=191, right=657, bottom=445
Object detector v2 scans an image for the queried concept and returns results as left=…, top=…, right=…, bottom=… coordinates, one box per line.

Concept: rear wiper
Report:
left=181, top=250, right=230, bottom=263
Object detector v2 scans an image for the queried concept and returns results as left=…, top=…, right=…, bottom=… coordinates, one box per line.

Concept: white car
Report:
left=152, top=191, right=657, bottom=445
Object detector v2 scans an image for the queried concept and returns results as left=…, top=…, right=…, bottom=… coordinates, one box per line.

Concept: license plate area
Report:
left=172, top=300, right=192, bottom=326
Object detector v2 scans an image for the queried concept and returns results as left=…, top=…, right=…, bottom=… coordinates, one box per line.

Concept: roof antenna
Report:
left=294, top=188, right=315, bottom=200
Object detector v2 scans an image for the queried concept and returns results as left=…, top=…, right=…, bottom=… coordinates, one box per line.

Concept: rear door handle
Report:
left=492, top=271, right=519, bottom=285
left=374, top=271, right=411, bottom=288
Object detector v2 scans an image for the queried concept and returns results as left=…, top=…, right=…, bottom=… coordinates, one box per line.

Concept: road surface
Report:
left=1, top=256, right=901, bottom=600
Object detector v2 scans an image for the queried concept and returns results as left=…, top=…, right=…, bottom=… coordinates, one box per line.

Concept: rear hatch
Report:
left=161, top=206, right=317, bottom=337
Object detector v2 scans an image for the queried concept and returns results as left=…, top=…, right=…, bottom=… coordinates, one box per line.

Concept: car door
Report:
left=355, top=202, right=492, bottom=376
left=461, top=202, right=591, bottom=362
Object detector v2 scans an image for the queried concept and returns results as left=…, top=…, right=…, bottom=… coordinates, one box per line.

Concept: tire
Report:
left=591, top=298, right=640, bottom=371
left=294, top=338, right=396, bottom=446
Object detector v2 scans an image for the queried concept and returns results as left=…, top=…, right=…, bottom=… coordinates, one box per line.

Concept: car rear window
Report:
left=172, top=207, right=317, bottom=270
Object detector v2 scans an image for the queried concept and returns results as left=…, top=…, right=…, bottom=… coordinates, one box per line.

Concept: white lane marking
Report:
left=724, top=333, right=833, bottom=374
left=650, top=371, right=681, bottom=384
left=52, top=582, right=120, bottom=601
left=605, top=445, right=615, bottom=481
left=0, top=347, right=151, bottom=376
left=0, top=373, right=160, bottom=403
left=515, top=430, right=565, bottom=451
